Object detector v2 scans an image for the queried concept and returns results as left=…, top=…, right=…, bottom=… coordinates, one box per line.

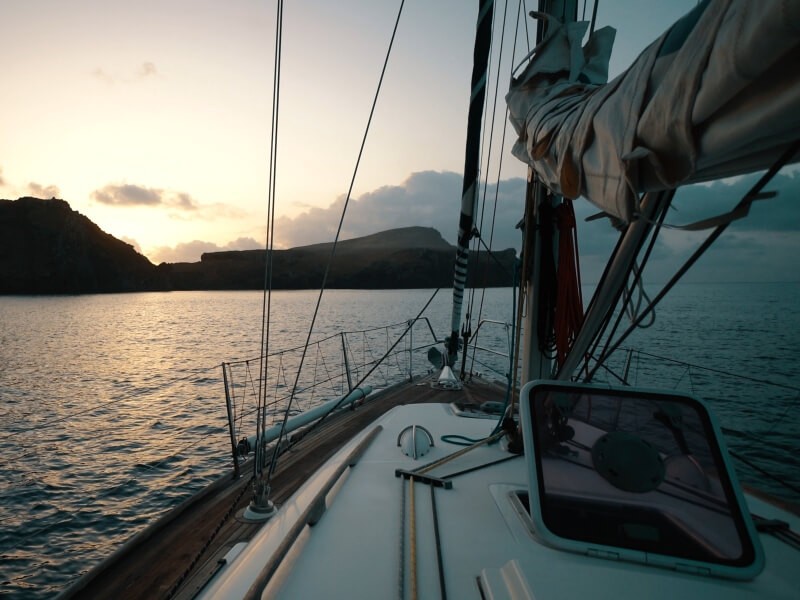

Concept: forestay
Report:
left=506, top=0, right=800, bottom=223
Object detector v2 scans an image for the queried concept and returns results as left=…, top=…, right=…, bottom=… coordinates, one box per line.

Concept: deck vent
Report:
left=397, top=425, right=434, bottom=460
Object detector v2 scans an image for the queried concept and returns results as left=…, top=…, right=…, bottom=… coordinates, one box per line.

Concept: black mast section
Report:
left=448, top=0, right=494, bottom=363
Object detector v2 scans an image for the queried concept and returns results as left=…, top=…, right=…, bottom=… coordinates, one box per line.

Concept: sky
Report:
left=2, top=0, right=797, bottom=282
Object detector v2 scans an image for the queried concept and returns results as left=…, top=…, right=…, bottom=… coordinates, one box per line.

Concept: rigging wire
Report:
left=586, top=141, right=800, bottom=381
left=729, top=450, right=800, bottom=497
left=254, top=0, right=284, bottom=487
left=473, top=0, right=499, bottom=263
left=522, top=0, right=532, bottom=53
left=265, top=0, right=407, bottom=484
left=291, top=288, right=441, bottom=439
left=589, top=0, right=599, bottom=36
left=462, top=0, right=516, bottom=352
left=627, top=351, right=800, bottom=394
left=472, top=235, right=516, bottom=278
left=472, top=0, right=509, bottom=274
left=504, top=183, right=536, bottom=423
left=465, top=36, right=493, bottom=372
left=490, top=0, right=534, bottom=404
left=448, top=0, right=495, bottom=363
left=490, top=258, right=520, bottom=436
left=582, top=193, right=670, bottom=380
left=622, top=264, right=656, bottom=328
left=468, top=0, right=516, bottom=377
left=633, top=350, right=800, bottom=447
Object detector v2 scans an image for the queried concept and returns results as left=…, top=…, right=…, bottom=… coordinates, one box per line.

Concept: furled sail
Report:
left=506, top=0, right=800, bottom=223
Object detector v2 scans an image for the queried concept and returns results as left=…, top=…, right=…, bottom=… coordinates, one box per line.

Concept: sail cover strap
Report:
left=449, top=0, right=494, bottom=360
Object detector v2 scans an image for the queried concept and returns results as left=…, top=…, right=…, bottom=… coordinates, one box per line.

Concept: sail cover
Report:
left=506, top=0, right=800, bottom=223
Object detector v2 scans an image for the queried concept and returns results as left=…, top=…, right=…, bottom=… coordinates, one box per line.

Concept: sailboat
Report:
left=61, top=0, right=799, bottom=598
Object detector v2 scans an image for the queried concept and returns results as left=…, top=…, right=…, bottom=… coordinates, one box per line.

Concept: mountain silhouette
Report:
left=0, top=197, right=516, bottom=294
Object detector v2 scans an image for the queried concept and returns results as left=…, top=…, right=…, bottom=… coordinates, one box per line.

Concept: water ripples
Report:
left=0, top=285, right=798, bottom=598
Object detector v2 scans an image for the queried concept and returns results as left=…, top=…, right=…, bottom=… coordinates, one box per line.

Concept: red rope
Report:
left=554, top=199, right=584, bottom=367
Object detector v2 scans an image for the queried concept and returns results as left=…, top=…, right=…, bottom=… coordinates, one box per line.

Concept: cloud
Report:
left=274, top=171, right=526, bottom=251
left=148, top=237, right=261, bottom=264
left=575, top=171, right=800, bottom=283
left=666, top=172, right=800, bottom=232
left=91, top=183, right=244, bottom=223
left=650, top=229, right=800, bottom=282
left=164, top=201, right=251, bottom=224
left=172, top=192, right=198, bottom=211
left=203, top=203, right=249, bottom=220
left=120, top=236, right=143, bottom=254
left=92, top=184, right=198, bottom=210
left=84, top=171, right=799, bottom=280
left=92, top=67, right=116, bottom=84
left=92, top=61, right=158, bottom=84
left=28, top=182, right=61, bottom=198
left=138, top=61, right=157, bottom=78
left=93, top=183, right=163, bottom=206
left=270, top=170, right=798, bottom=283
left=0, top=166, right=5, bottom=187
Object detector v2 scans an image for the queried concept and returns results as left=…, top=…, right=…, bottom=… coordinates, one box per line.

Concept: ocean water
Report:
left=0, top=284, right=798, bottom=598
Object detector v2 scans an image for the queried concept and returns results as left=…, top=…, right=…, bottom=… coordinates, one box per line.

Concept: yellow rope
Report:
left=404, top=420, right=505, bottom=599
left=417, top=430, right=504, bottom=475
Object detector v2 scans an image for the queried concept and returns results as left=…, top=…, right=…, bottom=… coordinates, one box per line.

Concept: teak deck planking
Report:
left=61, top=375, right=506, bottom=600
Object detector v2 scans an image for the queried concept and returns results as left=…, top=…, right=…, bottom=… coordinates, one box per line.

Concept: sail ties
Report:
left=554, top=199, right=584, bottom=367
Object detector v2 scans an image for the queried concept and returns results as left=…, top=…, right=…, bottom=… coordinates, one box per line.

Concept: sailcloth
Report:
left=506, top=0, right=800, bottom=223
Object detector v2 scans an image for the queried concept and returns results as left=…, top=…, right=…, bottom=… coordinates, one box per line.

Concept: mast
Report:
left=520, top=0, right=579, bottom=383
left=519, top=173, right=550, bottom=381
left=447, top=0, right=494, bottom=367
left=508, top=0, right=800, bottom=382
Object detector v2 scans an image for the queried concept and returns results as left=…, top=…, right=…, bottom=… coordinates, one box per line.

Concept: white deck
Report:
left=199, top=403, right=800, bottom=599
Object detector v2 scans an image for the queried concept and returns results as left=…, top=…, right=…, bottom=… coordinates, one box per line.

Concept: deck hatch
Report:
left=519, top=380, right=764, bottom=580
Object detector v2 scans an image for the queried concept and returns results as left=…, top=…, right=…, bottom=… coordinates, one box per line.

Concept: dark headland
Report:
left=0, top=197, right=516, bottom=295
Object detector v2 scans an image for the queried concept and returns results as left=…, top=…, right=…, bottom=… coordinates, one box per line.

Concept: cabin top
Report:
left=198, top=381, right=799, bottom=599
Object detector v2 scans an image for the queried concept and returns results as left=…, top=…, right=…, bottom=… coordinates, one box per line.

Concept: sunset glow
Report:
left=3, top=0, right=764, bottom=272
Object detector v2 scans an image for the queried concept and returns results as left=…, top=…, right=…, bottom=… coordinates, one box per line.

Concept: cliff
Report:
left=0, top=198, right=516, bottom=294
left=166, top=227, right=515, bottom=290
left=0, top=197, right=166, bottom=294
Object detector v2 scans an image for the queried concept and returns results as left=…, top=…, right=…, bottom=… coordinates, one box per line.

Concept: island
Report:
left=0, top=197, right=517, bottom=294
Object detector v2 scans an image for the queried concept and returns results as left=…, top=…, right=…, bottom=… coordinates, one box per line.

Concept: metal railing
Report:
left=221, top=317, right=515, bottom=474
left=222, top=317, right=437, bottom=473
